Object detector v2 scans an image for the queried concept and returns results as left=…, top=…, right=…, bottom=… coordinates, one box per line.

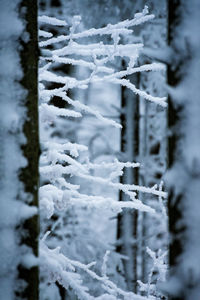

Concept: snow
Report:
left=38, top=15, right=67, bottom=26
left=39, top=29, right=53, bottom=38
left=38, top=7, right=167, bottom=299
left=39, top=6, right=153, bottom=48
left=109, top=78, right=167, bottom=107
left=40, top=103, right=82, bottom=122
left=0, top=1, right=171, bottom=297
left=40, top=237, right=149, bottom=300
left=45, top=55, right=115, bottom=73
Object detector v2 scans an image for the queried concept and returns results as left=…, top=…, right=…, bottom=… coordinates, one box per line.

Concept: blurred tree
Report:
left=167, top=0, right=200, bottom=299
left=0, top=0, right=39, bottom=299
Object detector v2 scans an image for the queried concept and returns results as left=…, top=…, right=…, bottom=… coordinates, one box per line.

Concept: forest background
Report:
left=0, top=0, right=200, bottom=300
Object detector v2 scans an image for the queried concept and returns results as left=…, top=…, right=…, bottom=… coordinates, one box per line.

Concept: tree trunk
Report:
left=167, top=0, right=200, bottom=298
left=0, top=1, right=39, bottom=299
left=117, top=60, right=139, bottom=293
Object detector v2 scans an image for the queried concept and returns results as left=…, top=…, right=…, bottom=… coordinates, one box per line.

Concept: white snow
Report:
left=38, top=8, right=167, bottom=299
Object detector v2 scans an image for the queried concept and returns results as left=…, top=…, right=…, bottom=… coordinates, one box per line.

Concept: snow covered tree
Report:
left=167, top=0, right=200, bottom=298
left=0, top=0, right=39, bottom=299
left=115, top=1, right=168, bottom=294
left=70, top=1, right=167, bottom=292
left=137, top=0, right=168, bottom=292
left=38, top=7, right=168, bottom=299
left=0, top=2, right=170, bottom=299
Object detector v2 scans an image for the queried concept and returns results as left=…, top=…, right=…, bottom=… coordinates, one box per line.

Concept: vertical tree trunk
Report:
left=17, top=1, right=39, bottom=299
left=117, top=60, right=139, bottom=293
left=167, top=0, right=200, bottom=298
left=138, top=98, right=148, bottom=285
left=0, top=1, right=39, bottom=299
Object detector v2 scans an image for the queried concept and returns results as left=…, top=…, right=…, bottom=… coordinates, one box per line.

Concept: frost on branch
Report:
left=138, top=247, right=168, bottom=299
left=40, top=235, right=149, bottom=300
left=39, top=8, right=167, bottom=298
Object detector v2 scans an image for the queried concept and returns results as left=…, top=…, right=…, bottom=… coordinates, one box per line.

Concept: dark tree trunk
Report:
left=168, top=2, right=183, bottom=288
left=117, top=60, right=139, bottom=293
left=167, top=0, right=200, bottom=299
left=16, top=1, right=39, bottom=299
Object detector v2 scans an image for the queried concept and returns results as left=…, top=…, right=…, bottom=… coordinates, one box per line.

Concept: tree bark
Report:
left=117, top=60, right=139, bottom=293
left=17, top=1, right=39, bottom=299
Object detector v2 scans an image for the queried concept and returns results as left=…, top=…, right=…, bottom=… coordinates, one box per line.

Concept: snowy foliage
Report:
left=39, top=7, right=167, bottom=299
